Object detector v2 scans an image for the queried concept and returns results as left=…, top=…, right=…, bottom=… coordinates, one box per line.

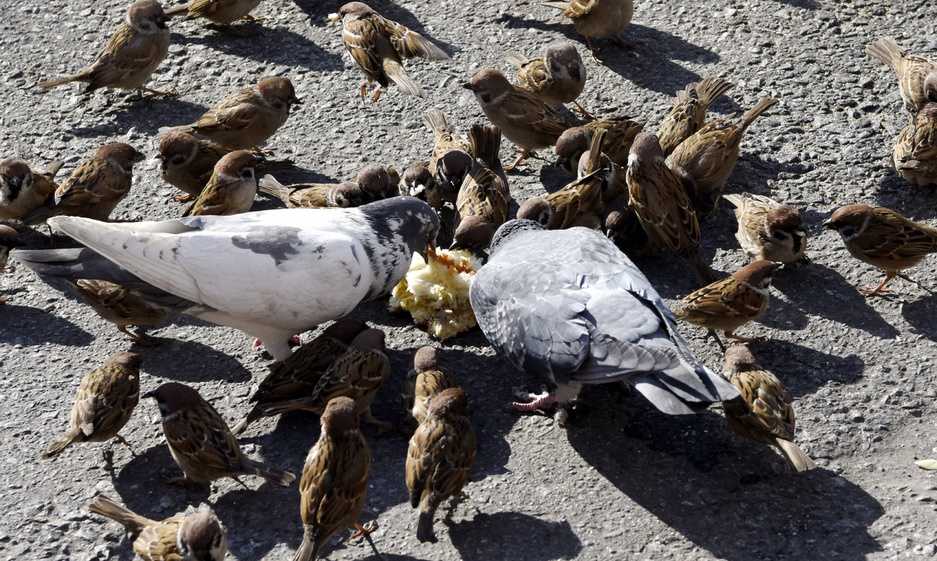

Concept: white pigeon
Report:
left=23, top=197, right=439, bottom=360
left=469, top=219, right=739, bottom=426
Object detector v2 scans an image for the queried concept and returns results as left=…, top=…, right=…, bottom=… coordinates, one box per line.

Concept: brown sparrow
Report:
left=406, top=388, right=476, bottom=543
left=232, top=318, right=367, bottom=434
left=676, top=260, right=780, bottom=347
left=259, top=175, right=364, bottom=209
left=657, top=76, right=734, bottom=155
left=867, top=37, right=937, bottom=114
left=166, top=0, right=263, bottom=27
left=453, top=125, right=510, bottom=251
left=464, top=68, right=582, bottom=170
left=50, top=143, right=145, bottom=221
left=825, top=203, right=937, bottom=296
left=401, top=161, right=436, bottom=202
left=158, top=131, right=230, bottom=202
left=403, top=346, right=454, bottom=426
left=667, top=97, right=777, bottom=214
left=42, top=352, right=142, bottom=459
left=722, top=344, right=816, bottom=473
left=424, top=109, right=474, bottom=204
left=294, top=396, right=381, bottom=561
left=144, top=382, right=296, bottom=487
left=542, top=0, right=633, bottom=50
left=72, top=279, right=170, bottom=343
left=603, top=198, right=648, bottom=256
left=554, top=115, right=643, bottom=174
left=185, top=150, right=260, bottom=216
left=0, top=159, right=62, bottom=221
left=894, top=102, right=937, bottom=187
left=332, top=2, right=450, bottom=102
left=178, top=76, right=301, bottom=150
left=723, top=193, right=807, bottom=264
left=507, top=41, right=590, bottom=116
left=356, top=164, right=400, bottom=201
left=89, top=495, right=227, bottom=561
left=38, top=0, right=171, bottom=97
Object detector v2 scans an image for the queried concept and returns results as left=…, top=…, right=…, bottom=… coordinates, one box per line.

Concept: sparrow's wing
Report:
left=90, top=25, right=163, bottom=85
left=164, top=406, right=244, bottom=473
left=377, top=15, right=449, bottom=60
left=185, top=174, right=242, bottom=216
left=499, top=91, right=576, bottom=140
left=192, top=101, right=258, bottom=134
left=736, top=370, right=796, bottom=440
left=54, top=162, right=108, bottom=208
left=343, top=18, right=388, bottom=85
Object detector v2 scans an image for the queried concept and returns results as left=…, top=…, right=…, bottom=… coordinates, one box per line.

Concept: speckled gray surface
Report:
left=2, top=0, right=937, bottom=560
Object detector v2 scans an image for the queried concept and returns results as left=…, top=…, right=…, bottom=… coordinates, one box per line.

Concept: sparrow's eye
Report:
left=839, top=225, right=857, bottom=238
left=771, top=230, right=789, bottom=240
left=480, top=93, right=491, bottom=103
left=170, top=155, right=186, bottom=165
left=273, top=101, right=285, bottom=110
left=240, top=167, right=255, bottom=179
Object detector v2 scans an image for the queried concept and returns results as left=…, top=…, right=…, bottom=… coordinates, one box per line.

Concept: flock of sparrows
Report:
left=3, top=0, right=937, bottom=558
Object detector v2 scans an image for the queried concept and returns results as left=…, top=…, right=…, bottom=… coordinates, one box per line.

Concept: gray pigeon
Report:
left=16, top=197, right=439, bottom=360
left=469, top=219, right=739, bottom=424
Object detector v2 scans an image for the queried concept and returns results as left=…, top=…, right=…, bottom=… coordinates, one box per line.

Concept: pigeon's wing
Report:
left=45, top=210, right=374, bottom=324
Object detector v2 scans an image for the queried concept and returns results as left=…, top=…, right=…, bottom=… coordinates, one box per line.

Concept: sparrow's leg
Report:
left=139, top=86, right=178, bottom=98
left=351, top=521, right=385, bottom=560
left=573, top=101, right=596, bottom=120
left=511, top=389, right=556, bottom=415
left=362, top=408, right=393, bottom=434
left=239, top=14, right=264, bottom=23
left=174, top=192, right=195, bottom=202
left=504, top=150, right=532, bottom=172
left=113, top=434, right=137, bottom=457
left=706, top=329, right=726, bottom=351
left=359, top=81, right=370, bottom=98
left=859, top=272, right=895, bottom=297
left=370, top=85, right=383, bottom=103
left=121, top=325, right=157, bottom=347
left=725, top=331, right=762, bottom=344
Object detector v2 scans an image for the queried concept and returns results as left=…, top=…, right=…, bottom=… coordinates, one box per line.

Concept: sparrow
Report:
left=401, top=161, right=436, bottom=202
left=232, top=318, right=368, bottom=435
left=464, top=68, right=582, bottom=170
left=824, top=203, right=937, bottom=296
left=158, top=131, right=230, bottom=202
left=89, top=495, right=227, bottom=561
left=666, top=97, right=778, bottom=214
left=185, top=150, right=261, bottom=216
left=722, top=344, right=816, bottom=473
left=723, top=193, right=807, bottom=264
left=175, top=76, right=302, bottom=150
left=676, top=260, right=780, bottom=348
left=452, top=124, right=510, bottom=251
left=42, top=352, right=142, bottom=459
left=657, top=76, right=734, bottom=155
left=506, top=41, right=590, bottom=116
left=424, top=109, right=474, bottom=205
left=259, top=175, right=365, bottom=209
left=0, top=159, right=62, bottom=220
left=893, top=102, right=937, bottom=187
left=49, top=143, right=145, bottom=221
left=356, top=164, right=400, bottom=201
left=406, top=388, right=476, bottom=543
left=542, top=0, right=633, bottom=50
left=293, top=396, right=381, bottom=561
left=404, top=346, right=454, bottom=426
left=554, top=115, right=643, bottom=174
left=72, top=279, right=170, bottom=343
left=38, top=0, right=171, bottom=97
left=866, top=37, right=937, bottom=114
left=144, top=382, right=296, bottom=487
left=603, top=198, right=648, bottom=256
left=165, top=0, right=263, bottom=29
left=518, top=128, right=607, bottom=229
left=332, top=2, right=450, bottom=102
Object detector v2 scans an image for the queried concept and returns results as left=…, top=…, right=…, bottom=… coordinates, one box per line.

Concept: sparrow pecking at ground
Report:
left=824, top=203, right=937, bottom=297
left=666, top=97, right=777, bottom=214
left=866, top=37, right=937, bottom=115
left=723, top=193, right=807, bottom=264
left=293, top=396, right=381, bottom=561
left=401, top=161, right=436, bottom=203
left=893, top=102, right=937, bottom=187
left=507, top=41, right=591, bottom=116
left=89, top=495, right=227, bottom=561
left=452, top=124, right=511, bottom=251
left=542, top=0, right=633, bottom=50
left=72, top=279, right=170, bottom=344
left=42, top=352, right=142, bottom=460
left=259, top=175, right=365, bottom=209
left=406, top=388, right=476, bottom=543
left=676, top=260, right=780, bottom=348
left=423, top=109, right=474, bottom=206
left=332, top=2, right=450, bottom=102
left=184, top=150, right=261, bottom=216
left=175, top=76, right=301, bottom=150
left=145, top=382, right=296, bottom=487
left=657, top=76, right=734, bottom=155
left=0, top=159, right=62, bottom=221
left=38, top=0, right=172, bottom=98
left=158, top=131, right=231, bottom=202
left=403, top=346, right=454, bottom=426
left=722, top=343, right=816, bottom=473
left=165, top=0, right=264, bottom=32
left=48, top=143, right=145, bottom=221
left=464, top=68, right=582, bottom=170
left=554, top=115, right=644, bottom=174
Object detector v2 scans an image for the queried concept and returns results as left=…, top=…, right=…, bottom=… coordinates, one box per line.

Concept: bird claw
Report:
left=511, top=390, right=557, bottom=415
left=174, top=193, right=195, bottom=203
left=351, top=520, right=378, bottom=540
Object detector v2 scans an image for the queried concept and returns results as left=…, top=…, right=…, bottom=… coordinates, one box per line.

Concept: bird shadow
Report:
left=724, top=153, right=814, bottom=199
left=900, top=292, right=937, bottom=342
left=172, top=28, right=344, bottom=72
left=112, top=445, right=211, bottom=518
left=874, top=170, right=937, bottom=220
left=775, top=0, right=819, bottom=9
left=771, top=262, right=899, bottom=339
left=747, top=338, right=865, bottom=398
left=68, top=98, right=206, bottom=138
left=566, top=392, right=883, bottom=561
left=756, top=292, right=810, bottom=332
left=135, top=338, right=253, bottom=382
left=446, top=512, right=583, bottom=561
left=0, top=304, right=94, bottom=346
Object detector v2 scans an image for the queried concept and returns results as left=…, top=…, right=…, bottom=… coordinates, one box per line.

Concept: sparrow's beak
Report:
left=449, top=239, right=462, bottom=251
left=793, top=228, right=807, bottom=238
left=133, top=150, right=146, bottom=163
left=291, top=95, right=303, bottom=106
left=156, top=15, right=169, bottom=28
left=461, top=82, right=475, bottom=91
left=142, top=389, right=156, bottom=400
left=822, top=219, right=836, bottom=230
left=327, top=12, right=341, bottom=25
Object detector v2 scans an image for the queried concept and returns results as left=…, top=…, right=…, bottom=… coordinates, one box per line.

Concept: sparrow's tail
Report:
left=775, top=438, right=817, bottom=473
left=242, top=458, right=296, bottom=487
left=416, top=507, right=438, bottom=544
left=581, top=127, right=607, bottom=176
left=468, top=124, right=502, bottom=170
left=737, top=97, right=778, bottom=135
left=695, top=76, right=734, bottom=108
left=542, top=1, right=570, bottom=10
left=88, top=495, right=155, bottom=535
left=231, top=405, right=262, bottom=436
left=164, top=3, right=190, bottom=17
left=291, top=527, right=324, bottom=561
left=41, top=429, right=82, bottom=459
left=721, top=193, right=744, bottom=209
left=866, top=37, right=904, bottom=72
left=37, top=72, right=89, bottom=92
left=258, top=174, right=291, bottom=205
left=925, top=72, right=937, bottom=101
left=44, top=160, right=65, bottom=179
left=504, top=53, right=529, bottom=68
left=423, top=108, right=449, bottom=138
left=383, top=59, right=423, bottom=97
